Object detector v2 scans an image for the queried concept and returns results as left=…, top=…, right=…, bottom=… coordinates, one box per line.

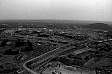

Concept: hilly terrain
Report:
left=0, top=20, right=112, bottom=31
left=80, top=23, right=112, bottom=31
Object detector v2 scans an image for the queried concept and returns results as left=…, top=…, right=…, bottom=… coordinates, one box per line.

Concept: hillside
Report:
left=81, top=23, right=112, bottom=31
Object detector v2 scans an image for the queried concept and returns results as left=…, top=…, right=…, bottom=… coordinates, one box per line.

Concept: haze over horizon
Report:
left=0, top=0, right=112, bottom=22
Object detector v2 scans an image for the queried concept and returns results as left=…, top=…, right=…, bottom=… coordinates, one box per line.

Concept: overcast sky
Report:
left=0, top=0, right=112, bottom=21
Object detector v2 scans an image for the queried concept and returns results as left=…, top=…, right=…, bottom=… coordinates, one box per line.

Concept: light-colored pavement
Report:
left=42, top=63, right=96, bottom=74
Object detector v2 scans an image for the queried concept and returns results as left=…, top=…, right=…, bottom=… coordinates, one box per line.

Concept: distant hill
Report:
left=0, top=19, right=111, bottom=24
left=0, top=20, right=112, bottom=30
left=80, top=23, right=112, bottom=31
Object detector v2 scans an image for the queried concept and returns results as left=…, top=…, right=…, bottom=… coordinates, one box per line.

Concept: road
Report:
left=23, top=43, right=92, bottom=74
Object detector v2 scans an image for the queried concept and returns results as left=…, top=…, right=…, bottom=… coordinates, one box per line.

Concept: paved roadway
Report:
left=23, top=44, right=92, bottom=74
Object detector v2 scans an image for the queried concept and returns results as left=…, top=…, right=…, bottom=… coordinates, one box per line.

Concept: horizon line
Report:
left=0, top=19, right=112, bottom=24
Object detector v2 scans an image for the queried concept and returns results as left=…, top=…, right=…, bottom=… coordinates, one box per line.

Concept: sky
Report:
left=0, top=0, right=112, bottom=21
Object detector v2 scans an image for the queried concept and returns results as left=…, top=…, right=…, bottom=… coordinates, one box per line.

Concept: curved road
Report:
left=23, top=44, right=91, bottom=74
